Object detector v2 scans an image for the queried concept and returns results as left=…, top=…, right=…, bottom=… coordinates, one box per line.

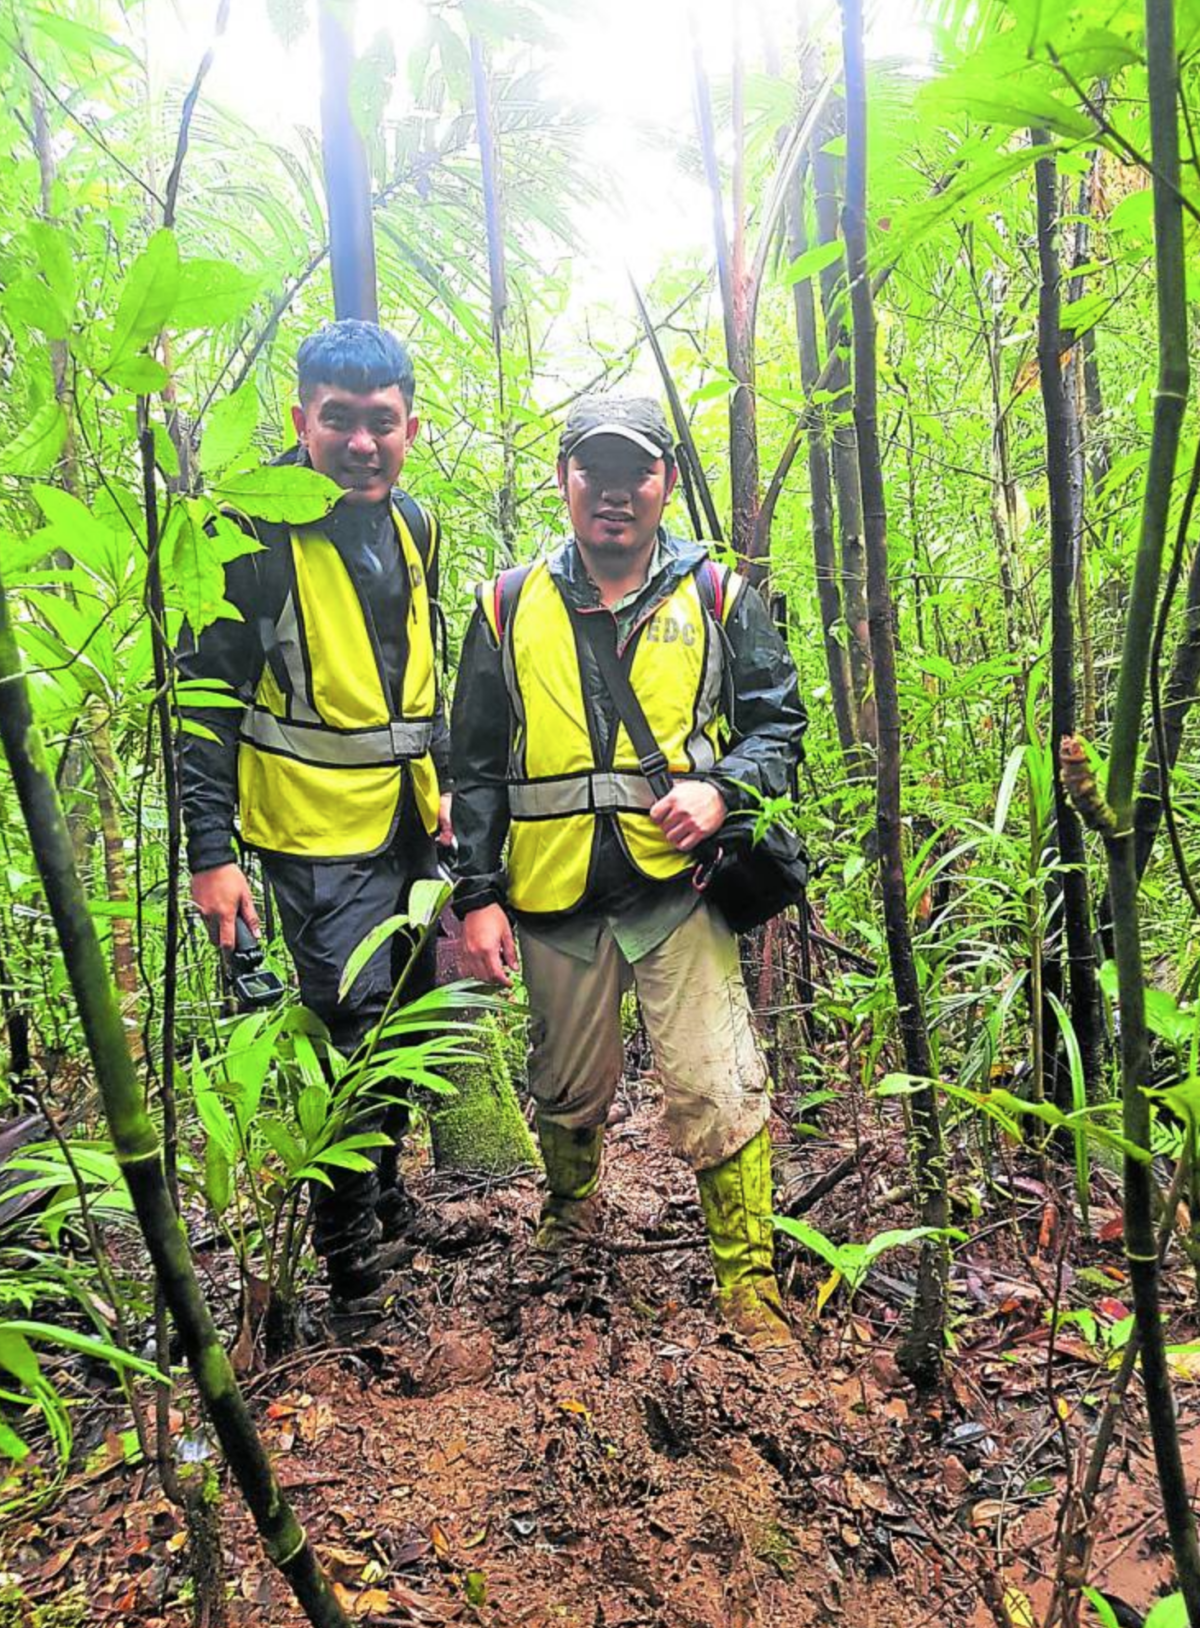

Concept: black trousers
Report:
left=261, top=813, right=439, bottom=1266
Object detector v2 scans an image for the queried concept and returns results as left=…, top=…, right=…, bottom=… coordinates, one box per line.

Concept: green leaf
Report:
left=211, top=465, right=343, bottom=523
left=1, top=1321, right=164, bottom=1382
left=165, top=505, right=229, bottom=636
left=1145, top=1596, right=1187, bottom=1628
left=29, top=221, right=76, bottom=310
left=3, top=275, right=70, bottom=340
left=993, top=745, right=1025, bottom=836
left=28, top=10, right=138, bottom=66
left=338, top=912, right=413, bottom=1003
left=106, top=356, right=169, bottom=393
left=200, top=385, right=259, bottom=474
left=771, top=1216, right=846, bottom=1272
left=204, top=1140, right=232, bottom=1218
left=106, top=229, right=179, bottom=366
left=1081, top=1591, right=1120, bottom=1628
left=297, top=1081, right=331, bottom=1144
left=782, top=239, right=842, bottom=288
left=0, top=402, right=67, bottom=477
left=0, top=1330, right=40, bottom=1391
left=31, top=486, right=122, bottom=580
left=0, top=1419, right=30, bottom=1462
left=408, top=877, right=452, bottom=930
left=173, top=260, right=261, bottom=331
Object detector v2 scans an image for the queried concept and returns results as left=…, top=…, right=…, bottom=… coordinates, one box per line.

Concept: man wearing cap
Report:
left=450, top=394, right=806, bottom=1346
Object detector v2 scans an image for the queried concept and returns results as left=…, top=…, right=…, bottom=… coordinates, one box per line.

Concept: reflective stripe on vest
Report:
left=508, top=770, right=656, bottom=819
left=237, top=505, right=440, bottom=858
left=240, top=710, right=435, bottom=767
left=493, top=559, right=729, bottom=915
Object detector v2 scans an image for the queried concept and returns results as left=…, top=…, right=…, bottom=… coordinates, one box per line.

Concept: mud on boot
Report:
left=532, top=1120, right=604, bottom=1255
left=696, top=1125, right=794, bottom=1350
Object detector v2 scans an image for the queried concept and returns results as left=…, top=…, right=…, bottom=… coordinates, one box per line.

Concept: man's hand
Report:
left=191, top=864, right=260, bottom=954
left=649, top=781, right=727, bottom=852
left=461, top=904, right=519, bottom=987
left=437, top=791, right=454, bottom=848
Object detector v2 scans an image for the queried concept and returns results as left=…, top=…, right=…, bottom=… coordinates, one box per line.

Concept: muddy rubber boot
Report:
left=695, top=1125, right=793, bottom=1349
left=532, top=1120, right=604, bottom=1253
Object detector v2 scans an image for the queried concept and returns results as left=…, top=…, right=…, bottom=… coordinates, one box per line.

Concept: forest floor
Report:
left=0, top=1063, right=1195, bottom=1628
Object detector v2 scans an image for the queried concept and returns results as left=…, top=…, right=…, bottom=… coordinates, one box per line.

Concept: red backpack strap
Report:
left=488, top=562, right=534, bottom=644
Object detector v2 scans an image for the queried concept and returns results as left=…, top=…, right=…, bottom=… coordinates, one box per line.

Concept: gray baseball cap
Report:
left=558, top=395, right=675, bottom=462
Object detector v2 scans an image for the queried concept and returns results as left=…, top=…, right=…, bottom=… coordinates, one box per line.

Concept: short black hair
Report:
left=296, top=320, right=415, bottom=407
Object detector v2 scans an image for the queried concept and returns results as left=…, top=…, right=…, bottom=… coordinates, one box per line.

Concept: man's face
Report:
left=291, top=382, right=418, bottom=505
left=557, top=437, right=677, bottom=562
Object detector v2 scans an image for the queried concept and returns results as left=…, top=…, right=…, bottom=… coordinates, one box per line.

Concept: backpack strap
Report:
left=393, top=491, right=437, bottom=576
left=484, top=562, right=534, bottom=645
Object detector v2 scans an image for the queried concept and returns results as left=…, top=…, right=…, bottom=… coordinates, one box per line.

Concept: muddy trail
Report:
left=1, top=1077, right=1193, bottom=1627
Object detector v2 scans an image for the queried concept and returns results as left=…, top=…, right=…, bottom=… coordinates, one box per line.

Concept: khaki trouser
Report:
left=519, top=902, right=769, bottom=1172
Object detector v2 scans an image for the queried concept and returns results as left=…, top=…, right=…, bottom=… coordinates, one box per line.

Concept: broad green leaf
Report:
left=173, top=260, right=261, bottom=331
left=1145, top=1596, right=1187, bottom=1628
left=31, top=486, right=122, bottom=580
left=0, top=1419, right=30, bottom=1462
left=106, top=356, right=169, bottom=393
left=164, top=505, right=228, bottom=635
left=782, top=239, right=842, bottom=289
left=0, top=1331, right=40, bottom=1391
left=3, top=275, right=70, bottom=340
left=771, top=1216, right=845, bottom=1271
left=28, top=10, right=138, bottom=66
left=28, top=221, right=76, bottom=310
left=297, top=1080, right=331, bottom=1143
left=211, top=465, right=342, bottom=523
left=0, top=402, right=67, bottom=477
left=408, top=877, right=452, bottom=930
left=200, top=385, right=259, bottom=474
left=106, top=229, right=179, bottom=365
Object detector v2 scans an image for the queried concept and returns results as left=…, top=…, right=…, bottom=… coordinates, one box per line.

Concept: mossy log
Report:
left=429, top=1015, right=538, bottom=1176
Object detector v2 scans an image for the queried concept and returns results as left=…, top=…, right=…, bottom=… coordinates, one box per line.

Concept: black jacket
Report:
left=177, top=487, right=450, bottom=874
left=449, top=530, right=807, bottom=917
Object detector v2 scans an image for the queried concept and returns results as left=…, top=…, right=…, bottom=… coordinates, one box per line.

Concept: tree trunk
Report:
left=839, top=0, right=948, bottom=1389
left=1032, top=135, right=1102, bottom=1106
left=428, top=1016, right=538, bottom=1176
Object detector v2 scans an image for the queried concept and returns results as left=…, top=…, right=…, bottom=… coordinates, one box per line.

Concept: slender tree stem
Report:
left=1099, top=2, right=1200, bottom=1616
left=0, top=579, right=352, bottom=1628
left=840, top=0, right=948, bottom=1388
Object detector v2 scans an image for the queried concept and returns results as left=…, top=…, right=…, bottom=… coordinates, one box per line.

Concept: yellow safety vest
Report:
left=482, top=558, right=741, bottom=915
left=237, top=506, right=440, bottom=859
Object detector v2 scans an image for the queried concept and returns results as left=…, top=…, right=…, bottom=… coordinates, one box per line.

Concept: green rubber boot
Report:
left=533, top=1120, right=604, bottom=1253
left=696, top=1125, right=793, bottom=1348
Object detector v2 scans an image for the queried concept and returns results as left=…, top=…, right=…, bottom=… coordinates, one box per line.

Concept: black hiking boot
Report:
left=324, top=1238, right=409, bottom=1341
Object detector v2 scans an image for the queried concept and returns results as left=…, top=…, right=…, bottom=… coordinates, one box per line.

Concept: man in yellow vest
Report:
left=178, top=320, right=452, bottom=1325
left=450, top=395, right=806, bottom=1346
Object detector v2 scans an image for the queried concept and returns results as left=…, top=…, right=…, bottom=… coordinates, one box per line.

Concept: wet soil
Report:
left=1, top=1077, right=1194, bottom=1627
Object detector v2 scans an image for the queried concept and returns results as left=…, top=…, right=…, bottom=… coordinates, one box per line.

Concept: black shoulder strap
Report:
left=569, top=609, right=674, bottom=802
left=393, top=491, right=435, bottom=573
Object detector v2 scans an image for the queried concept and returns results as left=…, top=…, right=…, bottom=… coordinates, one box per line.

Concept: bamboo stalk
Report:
left=839, top=0, right=948, bottom=1388
left=1095, top=0, right=1200, bottom=1614
left=1032, top=133, right=1103, bottom=1108
left=0, top=579, right=352, bottom=1628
